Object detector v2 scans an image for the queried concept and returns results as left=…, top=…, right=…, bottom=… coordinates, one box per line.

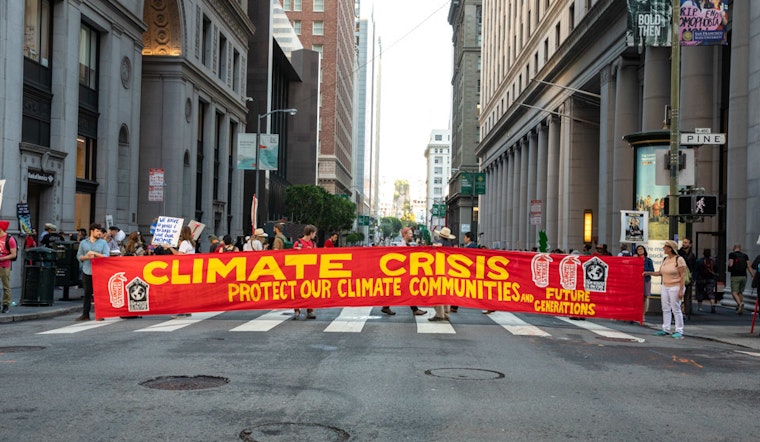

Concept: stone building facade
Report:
left=476, top=0, right=756, bottom=273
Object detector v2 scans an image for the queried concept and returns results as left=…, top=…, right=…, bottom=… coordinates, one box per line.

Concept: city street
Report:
left=2, top=305, right=759, bottom=441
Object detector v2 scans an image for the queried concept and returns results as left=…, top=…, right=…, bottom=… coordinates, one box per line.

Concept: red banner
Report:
left=92, top=247, right=644, bottom=322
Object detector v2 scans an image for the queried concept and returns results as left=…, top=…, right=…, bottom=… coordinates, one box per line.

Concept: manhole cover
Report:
left=239, top=423, right=350, bottom=441
left=140, top=375, right=229, bottom=390
left=425, top=368, right=505, bottom=380
left=0, top=346, right=45, bottom=353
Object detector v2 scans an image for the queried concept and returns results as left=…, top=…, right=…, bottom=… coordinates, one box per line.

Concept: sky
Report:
left=360, top=0, right=453, bottom=187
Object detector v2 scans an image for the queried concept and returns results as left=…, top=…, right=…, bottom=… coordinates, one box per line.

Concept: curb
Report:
left=0, top=305, right=82, bottom=324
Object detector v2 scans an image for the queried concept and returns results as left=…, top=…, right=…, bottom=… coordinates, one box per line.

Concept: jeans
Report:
left=661, top=284, right=684, bottom=334
left=82, top=273, right=93, bottom=317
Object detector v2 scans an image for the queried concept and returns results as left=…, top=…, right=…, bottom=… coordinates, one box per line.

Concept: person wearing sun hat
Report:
left=643, top=240, right=688, bottom=339
left=243, top=228, right=269, bottom=251
left=0, top=220, right=17, bottom=313
left=429, top=227, right=457, bottom=321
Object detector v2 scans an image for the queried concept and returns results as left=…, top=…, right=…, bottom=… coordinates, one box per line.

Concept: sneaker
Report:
left=671, top=332, right=684, bottom=339
left=653, top=330, right=669, bottom=336
left=1, top=305, right=8, bottom=313
left=428, top=316, right=446, bottom=322
left=380, top=307, right=396, bottom=316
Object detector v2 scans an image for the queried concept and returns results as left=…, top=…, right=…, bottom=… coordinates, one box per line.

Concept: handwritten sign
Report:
left=187, top=220, right=206, bottom=241
left=151, top=216, right=184, bottom=247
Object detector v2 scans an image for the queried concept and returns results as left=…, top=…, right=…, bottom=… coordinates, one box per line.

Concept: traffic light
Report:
left=662, top=195, right=718, bottom=216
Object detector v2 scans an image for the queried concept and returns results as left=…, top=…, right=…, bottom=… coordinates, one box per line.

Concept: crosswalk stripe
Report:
left=416, top=311, right=456, bottom=334
left=134, top=311, right=224, bottom=332
left=488, top=311, right=552, bottom=337
left=37, top=318, right=123, bottom=334
left=230, top=310, right=293, bottom=332
left=556, top=316, right=646, bottom=342
left=324, top=307, right=374, bottom=333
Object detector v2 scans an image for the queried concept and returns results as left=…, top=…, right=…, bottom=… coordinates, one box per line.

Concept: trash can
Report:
left=53, top=241, right=81, bottom=300
left=21, top=247, right=57, bottom=306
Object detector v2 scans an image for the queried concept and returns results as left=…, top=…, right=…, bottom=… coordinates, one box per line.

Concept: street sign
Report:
left=680, top=133, right=725, bottom=145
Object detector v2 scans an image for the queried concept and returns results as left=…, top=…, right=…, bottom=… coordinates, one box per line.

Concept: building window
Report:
left=76, top=136, right=97, bottom=181
left=312, top=44, right=323, bottom=57
left=313, top=21, right=324, bottom=36
left=434, top=156, right=442, bottom=164
left=434, top=177, right=442, bottom=185
left=283, top=0, right=292, bottom=10
left=435, top=134, right=442, bottom=141
left=294, top=0, right=302, bottom=11
left=434, top=167, right=443, bottom=175
left=294, top=20, right=301, bottom=35
left=218, top=33, right=227, bottom=81
left=569, top=4, right=575, bottom=31
left=555, top=22, right=561, bottom=47
left=79, top=23, right=98, bottom=89
left=202, top=15, right=212, bottom=67
left=232, top=49, right=240, bottom=92
left=434, top=188, right=442, bottom=196
left=24, top=0, right=52, bottom=66
left=314, top=0, right=324, bottom=12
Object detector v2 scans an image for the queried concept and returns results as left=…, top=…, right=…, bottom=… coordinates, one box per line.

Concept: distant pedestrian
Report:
left=695, top=249, right=718, bottom=313
left=243, top=228, right=268, bottom=251
left=644, top=240, right=687, bottom=339
left=75, top=223, right=110, bottom=321
left=728, top=243, right=754, bottom=314
left=678, top=238, right=697, bottom=314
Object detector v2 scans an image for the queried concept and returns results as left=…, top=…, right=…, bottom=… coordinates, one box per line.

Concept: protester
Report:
left=323, top=232, right=338, bottom=248
left=292, top=224, right=318, bottom=320
left=636, top=245, right=654, bottom=317
left=644, top=240, right=687, bottom=339
left=217, top=234, right=239, bottom=253
left=75, top=223, right=110, bottom=321
left=243, top=228, right=268, bottom=251
left=0, top=220, right=17, bottom=313
left=162, top=226, right=195, bottom=318
left=380, top=227, right=426, bottom=317
left=122, top=231, right=145, bottom=256
left=208, top=235, right=220, bottom=253
left=429, top=227, right=456, bottom=322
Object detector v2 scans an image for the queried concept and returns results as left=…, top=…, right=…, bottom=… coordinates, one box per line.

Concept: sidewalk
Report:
left=2, top=286, right=759, bottom=350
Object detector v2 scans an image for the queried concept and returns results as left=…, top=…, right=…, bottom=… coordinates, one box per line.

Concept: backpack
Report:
left=4, top=234, right=17, bottom=262
left=276, top=234, right=293, bottom=250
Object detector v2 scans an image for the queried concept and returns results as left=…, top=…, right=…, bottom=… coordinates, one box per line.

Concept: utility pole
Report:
left=668, top=0, right=681, bottom=241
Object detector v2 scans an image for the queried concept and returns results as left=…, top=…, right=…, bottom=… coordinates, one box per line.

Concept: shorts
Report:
left=730, top=276, right=747, bottom=294
left=695, top=279, right=715, bottom=301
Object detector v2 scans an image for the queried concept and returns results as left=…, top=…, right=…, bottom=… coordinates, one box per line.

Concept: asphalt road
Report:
left=2, top=307, right=759, bottom=441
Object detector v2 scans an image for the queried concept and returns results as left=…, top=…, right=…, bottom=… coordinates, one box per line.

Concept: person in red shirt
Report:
left=292, top=224, right=318, bottom=320
left=323, top=232, right=338, bottom=248
left=0, top=220, right=17, bottom=313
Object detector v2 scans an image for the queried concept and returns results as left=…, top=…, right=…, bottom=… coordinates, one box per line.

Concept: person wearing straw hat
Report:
left=0, top=220, right=17, bottom=313
left=643, top=240, right=688, bottom=339
left=429, top=227, right=457, bottom=322
left=244, top=228, right=269, bottom=251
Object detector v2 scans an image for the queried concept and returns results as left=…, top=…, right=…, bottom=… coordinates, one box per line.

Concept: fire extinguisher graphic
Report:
left=108, top=272, right=127, bottom=308
left=531, top=254, right=553, bottom=288
left=559, top=255, right=581, bottom=290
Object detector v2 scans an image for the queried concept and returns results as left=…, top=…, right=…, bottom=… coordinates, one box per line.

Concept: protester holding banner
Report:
left=429, top=227, right=457, bottom=322
left=636, top=245, right=654, bottom=316
left=644, top=240, right=687, bottom=339
left=380, top=226, right=427, bottom=317
left=291, top=224, right=318, bottom=320
left=75, top=223, right=110, bottom=321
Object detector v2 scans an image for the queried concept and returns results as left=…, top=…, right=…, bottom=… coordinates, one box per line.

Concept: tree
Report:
left=284, top=185, right=356, bottom=235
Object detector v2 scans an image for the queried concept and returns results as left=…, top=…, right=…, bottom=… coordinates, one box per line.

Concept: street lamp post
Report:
left=255, top=108, right=297, bottom=226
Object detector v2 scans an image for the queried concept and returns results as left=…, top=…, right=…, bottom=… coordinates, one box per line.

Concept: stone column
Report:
left=512, top=145, right=522, bottom=249
left=642, top=47, right=670, bottom=131
left=546, top=115, right=560, bottom=248
left=612, top=59, right=640, bottom=244
left=536, top=120, right=549, bottom=235
left=527, top=129, right=538, bottom=248
left=598, top=64, right=616, bottom=246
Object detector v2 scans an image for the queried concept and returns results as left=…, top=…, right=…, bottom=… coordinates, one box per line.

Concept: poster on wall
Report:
left=620, top=210, right=649, bottom=243
left=680, top=0, right=729, bottom=46
left=17, top=203, right=32, bottom=234
left=626, top=0, right=672, bottom=47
